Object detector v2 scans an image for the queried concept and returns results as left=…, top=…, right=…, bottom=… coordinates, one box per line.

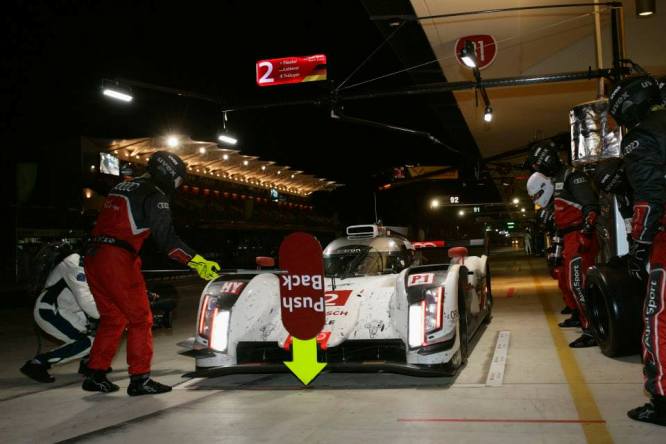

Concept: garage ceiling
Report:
left=409, top=0, right=666, bottom=160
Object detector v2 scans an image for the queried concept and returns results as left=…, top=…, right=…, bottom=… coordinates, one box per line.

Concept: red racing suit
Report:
left=85, top=178, right=195, bottom=375
left=552, top=167, right=599, bottom=329
left=622, top=109, right=666, bottom=397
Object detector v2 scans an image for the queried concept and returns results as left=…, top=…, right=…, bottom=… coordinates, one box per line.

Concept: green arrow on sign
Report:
left=284, top=337, right=327, bottom=385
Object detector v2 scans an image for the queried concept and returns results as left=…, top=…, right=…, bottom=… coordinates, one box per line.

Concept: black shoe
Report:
left=82, top=372, right=119, bottom=393
left=558, top=311, right=581, bottom=328
left=569, top=333, right=597, bottom=348
left=20, top=360, right=54, bottom=383
left=78, top=359, right=112, bottom=377
left=127, top=376, right=172, bottom=396
left=628, top=398, right=666, bottom=426
left=561, top=306, right=572, bottom=315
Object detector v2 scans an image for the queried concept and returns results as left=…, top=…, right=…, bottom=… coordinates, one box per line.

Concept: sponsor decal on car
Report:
left=219, top=281, right=245, bottom=295
left=408, top=273, right=435, bottom=286
left=324, top=290, right=352, bottom=306
left=283, top=331, right=332, bottom=350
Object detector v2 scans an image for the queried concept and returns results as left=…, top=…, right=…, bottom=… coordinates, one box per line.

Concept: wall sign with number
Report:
left=455, top=35, right=497, bottom=70
left=256, top=54, right=327, bottom=87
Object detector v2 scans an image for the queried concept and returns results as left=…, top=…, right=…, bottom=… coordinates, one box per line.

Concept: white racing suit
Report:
left=33, top=254, right=99, bottom=366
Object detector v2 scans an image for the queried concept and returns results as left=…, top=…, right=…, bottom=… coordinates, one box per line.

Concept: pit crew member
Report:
left=84, top=151, right=221, bottom=396
left=608, top=75, right=666, bottom=425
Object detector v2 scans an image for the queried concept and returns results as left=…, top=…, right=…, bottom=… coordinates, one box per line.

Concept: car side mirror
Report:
left=256, top=256, right=275, bottom=269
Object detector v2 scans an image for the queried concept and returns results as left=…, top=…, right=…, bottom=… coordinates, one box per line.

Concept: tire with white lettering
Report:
left=585, top=259, right=643, bottom=357
left=457, top=268, right=469, bottom=364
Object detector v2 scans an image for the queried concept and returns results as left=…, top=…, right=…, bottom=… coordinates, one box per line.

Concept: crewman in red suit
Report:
left=83, top=151, right=220, bottom=396
left=527, top=142, right=599, bottom=348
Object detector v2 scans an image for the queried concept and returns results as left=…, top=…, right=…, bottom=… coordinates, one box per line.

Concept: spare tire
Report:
left=585, top=257, right=645, bottom=357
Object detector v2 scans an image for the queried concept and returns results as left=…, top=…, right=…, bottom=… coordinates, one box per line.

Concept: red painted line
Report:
left=505, top=287, right=515, bottom=298
left=398, top=418, right=606, bottom=424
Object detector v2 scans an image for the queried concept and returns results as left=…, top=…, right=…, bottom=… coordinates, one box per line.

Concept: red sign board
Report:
left=455, top=35, right=497, bottom=70
left=278, top=232, right=326, bottom=339
left=256, top=54, right=327, bottom=87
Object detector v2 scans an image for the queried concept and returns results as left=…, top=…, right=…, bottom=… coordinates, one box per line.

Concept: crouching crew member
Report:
left=21, top=249, right=99, bottom=383
left=84, top=151, right=221, bottom=396
left=526, top=142, right=599, bottom=348
left=608, top=75, right=666, bottom=425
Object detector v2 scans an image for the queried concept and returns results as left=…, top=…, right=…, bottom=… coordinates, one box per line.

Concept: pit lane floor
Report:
left=0, top=248, right=662, bottom=443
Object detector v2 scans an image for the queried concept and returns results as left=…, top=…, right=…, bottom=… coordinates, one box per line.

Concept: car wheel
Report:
left=585, top=259, right=644, bottom=357
left=457, top=268, right=469, bottom=364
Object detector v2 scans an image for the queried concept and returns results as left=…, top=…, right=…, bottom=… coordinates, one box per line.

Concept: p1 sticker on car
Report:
left=408, top=273, right=434, bottom=286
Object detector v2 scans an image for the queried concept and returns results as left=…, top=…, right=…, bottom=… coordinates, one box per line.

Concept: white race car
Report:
left=180, top=225, right=492, bottom=376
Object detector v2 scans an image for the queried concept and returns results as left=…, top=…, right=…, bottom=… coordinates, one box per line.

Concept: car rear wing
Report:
left=412, top=238, right=488, bottom=260
left=412, top=239, right=485, bottom=250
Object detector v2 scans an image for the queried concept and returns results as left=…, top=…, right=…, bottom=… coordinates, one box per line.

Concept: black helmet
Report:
left=608, top=75, right=661, bottom=128
left=526, top=140, right=563, bottom=176
left=147, top=151, right=187, bottom=193
left=593, top=157, right=626, bottom=194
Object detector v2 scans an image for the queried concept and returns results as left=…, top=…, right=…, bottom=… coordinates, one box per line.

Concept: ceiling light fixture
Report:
left=483, top=106, right=493, bottom=122
left=218, top=111, right=238, bottom=145
left=166, top=135, right=180, bottom=148
left=636, top=0, right=656, bottom=16
left=459, top=40, right=477, bottom=69
left=101, top=80, right=133, bottom=102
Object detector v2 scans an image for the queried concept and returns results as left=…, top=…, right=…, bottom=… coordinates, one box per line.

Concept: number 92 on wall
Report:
left=256, top=54, right=327, bottom=87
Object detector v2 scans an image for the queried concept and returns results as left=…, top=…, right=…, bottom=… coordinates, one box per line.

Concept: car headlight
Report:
left=197, top=294, right=230, bottom=352
left=210, top=309, right=230, bottom=352
left=408, top=287, right=444, bottom=348
left=424, top=287, right=443, bottom=334
left=408, top=302, right=425, bottom=348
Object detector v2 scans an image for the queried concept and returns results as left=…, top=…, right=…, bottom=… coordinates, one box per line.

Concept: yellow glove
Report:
left=188, top=254, right=221, bottom=281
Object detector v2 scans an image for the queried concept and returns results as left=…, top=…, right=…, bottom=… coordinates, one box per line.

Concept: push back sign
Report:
left=278, top=232, right=326, bottom=339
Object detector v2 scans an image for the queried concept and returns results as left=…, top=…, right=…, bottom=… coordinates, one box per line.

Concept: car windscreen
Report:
left=324, top=245, right=411, bottom=277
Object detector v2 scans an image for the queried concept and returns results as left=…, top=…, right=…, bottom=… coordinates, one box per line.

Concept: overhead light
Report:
left=521, top=208, right=526, bottom=213
left=636, top=0, right=656, bottom=16
left=430, top=198, right=440, bottom=209
left=166, top=135, right=180, bottom=148
left=277, top=170, right=281, bottom=175
left=459, top=40, right=477, bottom=69
left=261, top=165, right=266, bottom=171
left=198, top=147, right=206, bottom=154
left=218, top=134, right=238, bottom=145
left=483, top=106, right=493, bottom=122
left=101, top=80, right=133, bottom=102
left=222, top=153, right=229, bottom=160
left=243, top=160, right=249, bottom=166
left=458, top=209, right=465, bottom=217
left=102, top=88, right=133, bottom=102
left=290, top=174, right=295, bottom=179
left=512, top=197, right=520, bottom=205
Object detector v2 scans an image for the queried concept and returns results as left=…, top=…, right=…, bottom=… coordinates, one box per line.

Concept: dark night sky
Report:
left=1, top=0, right=499, bottom=224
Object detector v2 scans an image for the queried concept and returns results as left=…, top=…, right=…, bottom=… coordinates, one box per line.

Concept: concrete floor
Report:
left=0, top=248, right=662, bottom=443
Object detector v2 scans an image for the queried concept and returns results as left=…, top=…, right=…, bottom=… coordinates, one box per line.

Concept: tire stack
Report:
left=585, top=256, right=645, bottom=357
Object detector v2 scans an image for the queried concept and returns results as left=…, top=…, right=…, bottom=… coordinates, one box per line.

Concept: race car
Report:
left=180, top=224, right=492, bottom=377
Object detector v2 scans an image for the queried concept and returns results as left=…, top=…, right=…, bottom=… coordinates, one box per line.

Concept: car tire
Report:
left=457, top=267, right=470, bottom=364
left=585, top=258, right=644, bottom=357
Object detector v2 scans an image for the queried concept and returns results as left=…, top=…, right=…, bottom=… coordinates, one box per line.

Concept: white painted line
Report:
left=485, top=330, right=510, bottom=387
left=173, top=377, right=205, bottom=390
